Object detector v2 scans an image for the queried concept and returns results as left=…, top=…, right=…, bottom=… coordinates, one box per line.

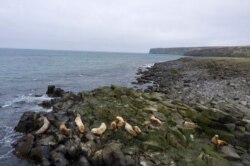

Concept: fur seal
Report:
left=143, top=120, right=151, bottom=126
left=133, top=126, right=142, bottom=134
left=124, top=122, right=137, bottom=136
left=115, top=116, right=125, bottom=127
left=59, top=123, right=72, bottom=136
left=211, top=134, right=227, bottom=148
left=35, top=116, right=50, bottom=135
left=110, top=121, right=117, bottom=130
left=182, top=120, right=196, bottom=128
left=91, top=122, right=107, bottom=136
left=149, top=115, right=162, bottom=126
left=75, top=113, right=85, bottom=133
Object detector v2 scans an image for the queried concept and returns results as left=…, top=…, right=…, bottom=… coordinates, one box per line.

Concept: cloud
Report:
left=0, top=0, right=250, bottom=52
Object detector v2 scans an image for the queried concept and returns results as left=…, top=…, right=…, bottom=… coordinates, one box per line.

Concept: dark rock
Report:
left=245, top=123, right=250, bottom=132
left=38, top=99, right=61, bottom=108
left=54, top=88, right=65, bottom=98
left=35, top=94, right=43, bottom=97
left=220, top=146, right=241, bottom=161
left=65, top=139, right=81, bottom=159
left=78, top=156, right=91, bottom=166
left=38, top=100, right=53, bottom=108
left=102, top=143, right=125, bottom=166
left=14, top=134, right=34, bottom=157
left=92, top=149, right=104, bottom=166
left=54, top=145, right=66, bottom=155
left=46, top=85, right=65, bottom=97
left=54, top=133, right=68, bottom=144
left=50, top=151, right=68, bottom=166
left=15, top=111, right=38, bottom=133
left=46, top=85, right=55, bottom=96
left=80, top=143, right=92, bottom=157
left=37, top=135, right=57, bottom=146
left=30, top=145, right=50, bottom=165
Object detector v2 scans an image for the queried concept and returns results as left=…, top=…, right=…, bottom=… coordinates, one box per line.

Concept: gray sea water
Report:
left=0, top=48, right=182, bottom=165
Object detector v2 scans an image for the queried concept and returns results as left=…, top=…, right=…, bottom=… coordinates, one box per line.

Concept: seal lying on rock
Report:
left=182, top=120, right=196, bottom=128
left=59, top=123, right=72, bottom=136
left=116, top=116, right=125, bottom=127
left=149, top=115, right=162, bottom=126
left=133, top=126, right=142, bottom=134
left=124, top=122, right=137, bottom=136
left=35, top=116, right=50, bottom=135
left=211, top=134, right=228, bottom=148
left=75, top=113, right=85, bottom=133
left=110, top=121, right=117, bottom=130
left=91, top=122, right=107, bottom=136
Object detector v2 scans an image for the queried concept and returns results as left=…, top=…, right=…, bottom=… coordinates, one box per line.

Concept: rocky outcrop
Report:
left=149, top=46, right=250, bottom=57
left=13, top=86, right=250, bottom=165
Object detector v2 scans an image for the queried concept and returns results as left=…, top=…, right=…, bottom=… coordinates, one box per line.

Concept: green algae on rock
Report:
left=13, top=86, right=248, bottom=165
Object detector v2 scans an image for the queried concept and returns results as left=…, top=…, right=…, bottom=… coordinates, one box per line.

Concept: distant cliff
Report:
left=149, top=46, right=250, bottom=57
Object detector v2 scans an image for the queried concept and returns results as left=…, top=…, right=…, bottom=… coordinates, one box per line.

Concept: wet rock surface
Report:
left=13, top=85, right=250, bottom=165
left=136, top=57, right=250, bottom=108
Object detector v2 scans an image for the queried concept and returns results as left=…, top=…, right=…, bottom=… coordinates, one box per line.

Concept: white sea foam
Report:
left=3, top=94, right=52, bottom=108
left=0, top=126, right=22, bottom=160
left=141, top=63, right=154, bottom=68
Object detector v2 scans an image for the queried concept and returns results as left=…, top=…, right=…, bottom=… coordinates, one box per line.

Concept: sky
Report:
left=0, top=0, right=250, bottom=53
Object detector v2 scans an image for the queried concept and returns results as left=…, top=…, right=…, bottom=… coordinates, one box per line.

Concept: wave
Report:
left=141, top=63, right=154, bottom=68
left=0, top=126, right=22, bottom=160
left=2, top=94, right=52, bottom=108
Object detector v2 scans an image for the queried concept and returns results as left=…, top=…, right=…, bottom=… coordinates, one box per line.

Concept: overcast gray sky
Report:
left=0, top=0, right=249, bottom=52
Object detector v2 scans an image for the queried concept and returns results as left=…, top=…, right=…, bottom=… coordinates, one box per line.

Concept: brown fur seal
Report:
left=115, top=116, right=125, bottom=127
left=110, top=121, right=117, bottom=130
left=149, top=115, right=162, bottom=126
left=124, top=122, right=137, bottom=136
left=35, top=116, right=50, bottom=135
left=75, top=113, right=85, bottom=133
left=211, top=134, right=228, bottom=148
left=133, top=126, right=142, bottom=134
left=59, top=123, right=72, bottom=136
left=182, top=120, right=196, bottom=128
left=91, top=122, right=107, bottom=136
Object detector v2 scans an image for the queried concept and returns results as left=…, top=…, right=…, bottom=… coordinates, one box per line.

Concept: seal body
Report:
left=35, top=116, right=50, bottom=135
left=91, top=122, right=107, bottom=136
left=211, top=134, right=227, bottom=148
left=75, top=113, right=85, bottom=133
left=133, top=126, right=142, bottom=134
left=115, top=116, right=125, bottom=127
left=125, top=122, right=137, bottom=136
left=59, top=123, right=72, bottom=136
left=149, top=115, right=162, bottom=126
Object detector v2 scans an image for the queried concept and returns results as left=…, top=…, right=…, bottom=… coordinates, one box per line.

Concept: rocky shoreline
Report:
left=13, top=57, right=250, bottom=166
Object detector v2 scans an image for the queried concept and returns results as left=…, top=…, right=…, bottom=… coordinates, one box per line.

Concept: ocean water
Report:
left=0, top=48, right=182, bottom=165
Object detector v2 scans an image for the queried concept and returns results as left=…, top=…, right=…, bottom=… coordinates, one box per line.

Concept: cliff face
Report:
left=150, top=46, right=250, bottom=57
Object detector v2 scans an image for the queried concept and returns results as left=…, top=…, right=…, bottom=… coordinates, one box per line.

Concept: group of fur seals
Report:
left=109, top=116, right=142, bottom=137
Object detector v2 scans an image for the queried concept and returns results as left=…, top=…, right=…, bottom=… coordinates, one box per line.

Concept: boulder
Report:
left=78, top=156, right=91, bottom=166
left=46, top=85, right=65, bottom=97
left=46, top=85, right=55, bottom=96
left=220, top=146, right=241, bottom=161
left=102, top=143, right=125, bottom=166
left=14, top=134, right=34, bottom=157
left=30, top=145, right=50, bottom=165
left=15, top=112, right=38, bottom=133
left=65, top=139, right=81, bottom=159
left=50, top=151, right=68, bottom=166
